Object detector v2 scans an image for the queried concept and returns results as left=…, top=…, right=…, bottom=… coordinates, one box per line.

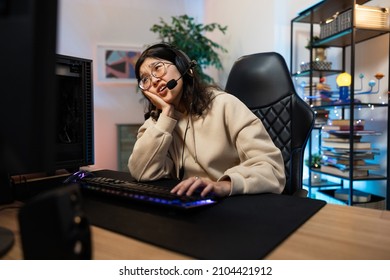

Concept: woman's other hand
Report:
left=171, top=176, right=231, bottom=198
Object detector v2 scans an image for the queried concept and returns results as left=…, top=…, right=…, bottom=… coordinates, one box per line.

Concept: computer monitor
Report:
left=1, top=0, right=95, bottom=201
left=1, top=0, right=59, bottom=198
left=0, top=0, right=58, bottom=256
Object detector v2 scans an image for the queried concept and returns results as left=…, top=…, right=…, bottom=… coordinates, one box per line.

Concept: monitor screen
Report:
left=1, top=1, right=95, bottom=206
left=0, top=0, right=59, bottom=203
left=0, top=0, right=60, bottom=258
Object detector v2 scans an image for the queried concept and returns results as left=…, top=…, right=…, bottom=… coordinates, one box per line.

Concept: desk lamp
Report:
left=336, top=72, right=351, bottom=102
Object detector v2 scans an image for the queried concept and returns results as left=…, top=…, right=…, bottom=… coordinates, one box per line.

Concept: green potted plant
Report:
left=305, top=153, right=322, bottom=183
left=305, top=153, right=322, bottom=169
left=150, top=15, right=228, bottom=83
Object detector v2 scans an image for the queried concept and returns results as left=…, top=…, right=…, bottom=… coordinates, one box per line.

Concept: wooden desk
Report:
left=267, top=203, right=390, bottom=259
left=1, top=202, right=390, bottom=259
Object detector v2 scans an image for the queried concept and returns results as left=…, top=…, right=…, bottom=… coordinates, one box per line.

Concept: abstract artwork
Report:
left=97, top=45, right=141, bottom=84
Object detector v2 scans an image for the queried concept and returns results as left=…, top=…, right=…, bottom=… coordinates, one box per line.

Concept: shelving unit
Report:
left=290, top=0, right=390, bottom=209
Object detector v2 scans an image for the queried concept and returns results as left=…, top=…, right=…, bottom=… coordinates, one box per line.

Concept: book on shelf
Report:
left=324, top=163, right=381, bottom=171
left=322, top=147, right=379, bottom=154
left=322, top=141, right=371, bottom=150
left=323, top=136, right=362, bottom=143
left=322, top=157, right=366, bottom=166
left=317, top=189, right=385, bottom=209
left=328, top=119, right=365, bottom=126
left=334, top=189, right=371, bottom=203
left=322, top=124, right=365, bottom=131
left=320, top=165, right=369, bottom=177
left=327, top=130, right=380, bottom=137
left=354, top=196, right=386, bottom=210
left=322, top=150, right=377, bottom=160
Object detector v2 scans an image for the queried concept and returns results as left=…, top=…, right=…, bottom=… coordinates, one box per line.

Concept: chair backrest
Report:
left=225, top=52, right=314, bottom=196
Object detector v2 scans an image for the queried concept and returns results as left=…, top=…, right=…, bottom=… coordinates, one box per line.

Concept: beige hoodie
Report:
left=128, top=90, right=286, bottom=195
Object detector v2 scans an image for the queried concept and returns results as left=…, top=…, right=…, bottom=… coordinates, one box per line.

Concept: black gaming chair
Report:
left=225, top=52, right=314, bottom=197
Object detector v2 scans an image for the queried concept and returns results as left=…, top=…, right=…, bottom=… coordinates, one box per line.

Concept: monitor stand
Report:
left=0, top=226, right=14, bottom=257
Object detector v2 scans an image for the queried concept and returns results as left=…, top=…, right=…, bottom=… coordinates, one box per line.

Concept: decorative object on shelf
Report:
left=320, top=5, right=389, bottom=39
left=301, top=36, right=332, bottom=71
left=305, top=153, right=322, bottom=169
left=305, top=36, right=328, bottom=58
left=331, top=72, right=385, bottom=104
left=355, top=73, right=385, bottom=94
left=306, top=153, right=322, bottom=184
left=336, top=72, right=351, bottom=102
left=300, top=61, right=332, bottom=71
left=320, top=12, right=339, bottom=39
left=316, top=77, right=333, bottom=102
left=314, top=109, right=330, bottom=125
left=150, top=14, right=228, bottom=84
left=298, top=78, right=333, bottom=106
left=353, top=5, right=389, bottom=29
left=313, top=47, right=327, bottom=62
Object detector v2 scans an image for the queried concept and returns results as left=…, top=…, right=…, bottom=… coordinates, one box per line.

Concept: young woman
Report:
left=128, top=43, right=285, bottom=198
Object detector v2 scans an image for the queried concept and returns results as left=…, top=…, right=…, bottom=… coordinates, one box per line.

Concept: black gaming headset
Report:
left=136, top=43, right=196, bottom=83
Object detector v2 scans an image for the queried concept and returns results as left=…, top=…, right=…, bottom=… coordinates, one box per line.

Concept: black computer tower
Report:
left=55, top=54, right=94, bottom=171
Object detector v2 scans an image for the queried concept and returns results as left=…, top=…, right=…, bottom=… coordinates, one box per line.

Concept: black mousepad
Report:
left=82, top=173, right=326, bottom=259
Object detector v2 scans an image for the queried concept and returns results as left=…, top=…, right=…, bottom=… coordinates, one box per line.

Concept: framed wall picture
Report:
left=97, top=45, right=142, bottom=84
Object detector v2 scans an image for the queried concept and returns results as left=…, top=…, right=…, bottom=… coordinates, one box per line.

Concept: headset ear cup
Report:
left=174, top=49, right=193, bottom=75
left=177, top=50, right=192, bottom=65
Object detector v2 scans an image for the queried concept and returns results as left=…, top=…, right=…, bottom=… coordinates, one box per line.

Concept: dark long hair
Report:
left=135, top=43, right=217, bottom=120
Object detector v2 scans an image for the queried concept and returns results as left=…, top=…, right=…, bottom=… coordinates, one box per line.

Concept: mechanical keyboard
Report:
left=79, top=176, right=218, bottom=209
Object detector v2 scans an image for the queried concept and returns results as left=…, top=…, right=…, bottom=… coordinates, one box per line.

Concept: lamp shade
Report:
left=336, top=72, right=352, bottom=87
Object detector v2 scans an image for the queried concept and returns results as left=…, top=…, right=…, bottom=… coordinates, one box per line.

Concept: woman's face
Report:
left=139, top=57, right=184, bottom=109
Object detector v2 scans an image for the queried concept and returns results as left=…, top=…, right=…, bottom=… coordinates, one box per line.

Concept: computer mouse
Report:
left=63, top=170, right=94, bottom=184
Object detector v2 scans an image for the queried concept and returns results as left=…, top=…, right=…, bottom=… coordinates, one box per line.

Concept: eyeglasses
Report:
left=138, top=61, right=173, bottom=90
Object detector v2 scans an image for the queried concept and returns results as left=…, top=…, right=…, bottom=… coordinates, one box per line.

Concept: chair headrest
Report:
left=225, top=52, right=295, bottom=109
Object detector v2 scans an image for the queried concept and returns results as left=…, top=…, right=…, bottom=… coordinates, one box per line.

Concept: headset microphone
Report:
left=165, top=78, right=179, bottom=90
left=163, top=60, right=197, bottom=90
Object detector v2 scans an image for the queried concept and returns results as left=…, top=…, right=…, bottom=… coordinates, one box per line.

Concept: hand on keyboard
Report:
left=171, top=176, right=231, bottom=198
left=79, top=176, right=218, bottom=209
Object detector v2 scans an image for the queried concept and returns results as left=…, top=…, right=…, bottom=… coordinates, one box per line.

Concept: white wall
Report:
left=58, top=0, right=389, bottom=178
left=203, top=0, right=275, bottom=86
left=202, top=0, right=321, bottom=86
left=58, top=0, right=203, bottom=171
left=58, top=0, right=314, bottom=172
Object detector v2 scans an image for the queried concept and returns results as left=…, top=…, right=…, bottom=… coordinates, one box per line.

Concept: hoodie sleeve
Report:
left=128, top=114, right=177, bottom=181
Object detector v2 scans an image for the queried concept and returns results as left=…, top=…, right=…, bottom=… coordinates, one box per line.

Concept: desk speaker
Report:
left=18, top=184, right=92, bottom=259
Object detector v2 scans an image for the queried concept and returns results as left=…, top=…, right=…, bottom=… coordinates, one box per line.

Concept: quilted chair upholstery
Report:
left=225, top=52, right=314, bottom=197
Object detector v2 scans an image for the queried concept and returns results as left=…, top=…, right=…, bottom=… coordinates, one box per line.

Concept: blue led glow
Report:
left=82, top=183, right=217, bottom=208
